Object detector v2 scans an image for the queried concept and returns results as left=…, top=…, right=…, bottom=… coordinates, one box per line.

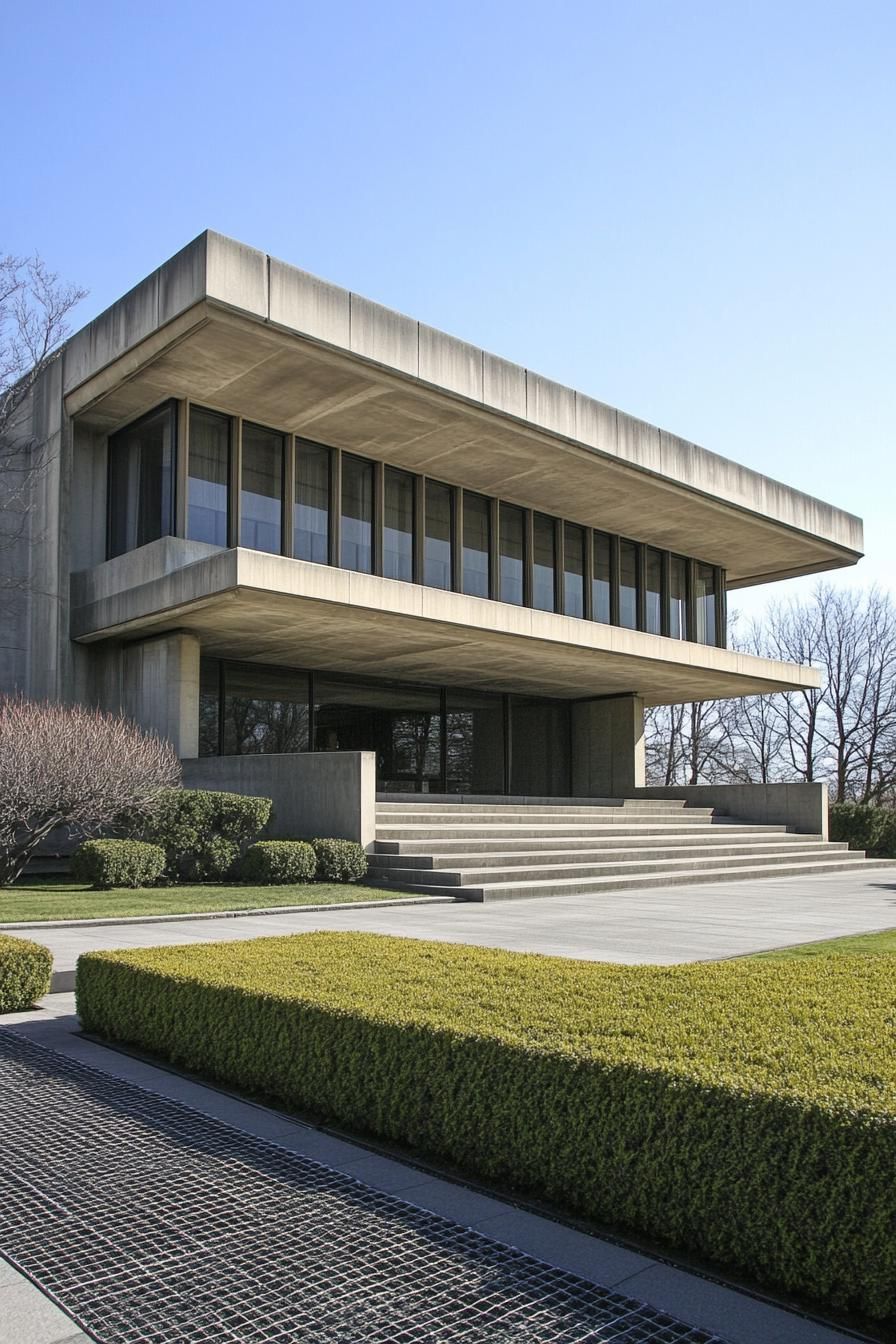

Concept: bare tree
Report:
left=0, top=252, right=86, bottom=575
left=0, top=697, right=181, bottom=885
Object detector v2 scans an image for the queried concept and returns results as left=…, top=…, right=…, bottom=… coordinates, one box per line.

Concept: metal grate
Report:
left=0, top=1030, right=728, bottom=1344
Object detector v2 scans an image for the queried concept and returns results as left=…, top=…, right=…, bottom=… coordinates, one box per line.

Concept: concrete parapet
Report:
left=181, top=750, right=377, bottom=847
left=634, top=782, right=830, bottom=838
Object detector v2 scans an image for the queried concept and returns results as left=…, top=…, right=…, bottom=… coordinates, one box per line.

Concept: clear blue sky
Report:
left=5, top=0, right=894, bottom=620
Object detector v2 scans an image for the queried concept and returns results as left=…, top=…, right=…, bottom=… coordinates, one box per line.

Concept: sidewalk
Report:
left=0, top=996, right=866, bottom=1344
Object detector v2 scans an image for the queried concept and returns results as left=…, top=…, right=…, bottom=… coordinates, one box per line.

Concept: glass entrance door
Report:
left=313, top=676, right=441, bottom=792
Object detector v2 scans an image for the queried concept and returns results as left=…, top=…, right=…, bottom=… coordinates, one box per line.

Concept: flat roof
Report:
left=62, top=230, right=863, bottom=587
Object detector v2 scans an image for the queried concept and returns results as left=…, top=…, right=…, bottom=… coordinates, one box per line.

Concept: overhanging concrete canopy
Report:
left=62, top=231, right=863, bottom=589
left=70, top=544, right=821, bottom=706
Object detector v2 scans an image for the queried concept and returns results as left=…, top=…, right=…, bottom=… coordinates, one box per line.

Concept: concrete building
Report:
left=2, top=231, right=867, bottom=877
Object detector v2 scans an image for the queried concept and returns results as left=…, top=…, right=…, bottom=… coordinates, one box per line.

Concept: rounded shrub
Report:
left=0, top=933, right=52, bottom=1011
left=830, top=803, right=896, bottom=857
left=240, top=841, right=316, bottom=885
left=311, top=838, right=368, bottom=883
left=141, top=789, right=272, bottom=881
left=72, top=839, right=166, bottom=890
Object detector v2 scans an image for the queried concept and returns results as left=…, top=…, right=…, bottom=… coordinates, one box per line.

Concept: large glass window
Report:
left=669, top=555, right=688, bottom=639
left=222, top=663, right=309, bottom=754
left=198, top=658, right=221, bottom=757
left=241, top=422, right=283, bottom=555
left=314, top=676, right=441, bottom=792
left=499, top=505, right=525, bottom=605
left=645, top=547, right=663, bottom=635
left=424, top=480, right=453, bottom=590
left=695, top=563, right=718, bottom=645
left=384, top=468, right=415, bottom=581
left=533, top=514, right=556, bottom=612
left=563, top=524, right=585, bottom=618
left=341, top=454, right=374, bottom=573
left=592, top=532, right=612, bottom=625
left=108, top=403, right=175, bottom=558
left=619, top=540, right=639, bottom=630
left=446, top=688, right=504, bottom=793
left=188, top=407, right=229, bottom=546
left=462, top=493, right=490, bottom=598
left=294, top=441, right=330, bottom=563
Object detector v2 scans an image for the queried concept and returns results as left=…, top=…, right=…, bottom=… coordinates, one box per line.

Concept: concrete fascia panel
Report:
left=205, top=232, right=268, bottom=319
left=269, top=258, right=351, bottom=347
left=526, top=372, right=576, bottom=438
left=418, top=325, right=484, bottom=401
left=349, top=294, right=419, bottom=376
left=575, top=394, right=618, bottom=458
left=158, top=234, right=209, bottom=325
left=483, top=353, right=527, bottom=418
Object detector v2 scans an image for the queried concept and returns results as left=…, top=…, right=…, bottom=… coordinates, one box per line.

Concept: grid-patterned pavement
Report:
left=0, top=1029, right=729, bottom=1344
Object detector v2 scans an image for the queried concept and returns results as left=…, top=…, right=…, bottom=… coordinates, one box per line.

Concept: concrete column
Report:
left=571, top=694, right=645, bottom=797
left=122, top=630, right=201, bottom=758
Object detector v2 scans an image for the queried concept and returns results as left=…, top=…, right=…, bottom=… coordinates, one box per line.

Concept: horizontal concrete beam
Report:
left=70, top=547, right=821, bottom=705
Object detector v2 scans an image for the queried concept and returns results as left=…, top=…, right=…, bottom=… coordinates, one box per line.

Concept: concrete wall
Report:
left=571, top=695, right=646, bottom=797
left=634, top=782, right=829, bottom=838
left=122, top=631, right=200, bottom=757
left=181, top=750, right=377, bottom=847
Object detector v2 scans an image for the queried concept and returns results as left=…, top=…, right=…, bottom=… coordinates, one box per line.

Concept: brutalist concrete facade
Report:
left=1, top=231, right=863, bottom=801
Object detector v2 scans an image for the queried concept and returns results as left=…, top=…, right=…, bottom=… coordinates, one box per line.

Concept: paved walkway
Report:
left=15, top=869, right=896, bottom=985
left=0, top=997, right=861, bottom=1344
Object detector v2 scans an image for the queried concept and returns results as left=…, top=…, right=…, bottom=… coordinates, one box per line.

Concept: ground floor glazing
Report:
left=199, top=657, right=572, bottom=795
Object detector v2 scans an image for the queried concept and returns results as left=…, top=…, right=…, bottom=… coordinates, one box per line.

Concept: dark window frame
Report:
left=106, top=399, right=178, bottom=560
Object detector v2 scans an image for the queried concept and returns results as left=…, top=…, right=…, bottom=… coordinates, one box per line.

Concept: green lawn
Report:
left=0, top=878, right=413, bottom=923
left=750, top=927, right=896, bottom=959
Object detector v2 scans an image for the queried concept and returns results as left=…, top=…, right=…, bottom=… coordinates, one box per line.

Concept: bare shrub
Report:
left=0, top=697, right=181, bottom=885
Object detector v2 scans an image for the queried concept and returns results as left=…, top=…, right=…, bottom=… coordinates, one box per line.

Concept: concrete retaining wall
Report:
left=181, top=751, right=377, bottom=847
left=634, top=782, right=829, bottom=838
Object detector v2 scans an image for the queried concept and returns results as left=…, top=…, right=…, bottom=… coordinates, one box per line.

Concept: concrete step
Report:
left=375, top=821, right=791, bottom=841
left=368, top=839, right=847, bottom=872
left=372, top=857, right=893, bottom=903
left=370, top=846, right=860, bottom=887
left=375, top=801, right=704, bottom=816
left=376, top=793, right=684, bottom=807
left=375, top=807, right=720, bottom=823
left=373, top=828, right=806, bottom=856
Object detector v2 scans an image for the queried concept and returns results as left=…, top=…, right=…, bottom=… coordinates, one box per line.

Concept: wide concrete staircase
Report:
left=369, top=797, right=890, bottom=902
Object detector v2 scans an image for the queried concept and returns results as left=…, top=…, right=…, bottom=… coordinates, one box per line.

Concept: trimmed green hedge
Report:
left=141, top=789, right=272, bottom=881
left=75, top=933, right=896, bottom=1322
left=0, top=933, right=52, bottom=1011
left=72, top=840, right=166, bottom=890
left=311, top=838, right=367, bottom=883
left=830, top=802, right=896, bottom=858
left=240, top=841, right=316, bottom=885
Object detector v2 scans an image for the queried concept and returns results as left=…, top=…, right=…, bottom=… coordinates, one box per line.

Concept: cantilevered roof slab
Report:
left=71, top=543, right=821, bottom=707
left=62, top=231, right=863, bottom=590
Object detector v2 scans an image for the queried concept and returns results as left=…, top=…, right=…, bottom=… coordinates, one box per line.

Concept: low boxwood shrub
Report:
left=76, top=933, right=896, bottom=1323
left=239, top=841, right=315, bottom=885
left=141, top=789, right=272, bottom=881
left=72, top=839, right=166, bottom=890
left=830, top=802, right=896, bottom=857
left=0, top=933, right=52, bottom=1011
left=311, top=838, right=367, bottom=883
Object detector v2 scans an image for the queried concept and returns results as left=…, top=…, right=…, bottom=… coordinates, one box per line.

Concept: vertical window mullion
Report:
left=636, top=543, right=647, bottom=631
left=554, top=519, right=564, bottom=614
left=661, top=551, right=671, bottom=637
left=283, top=435, right=296, bottom=558
left=414, top=476, right=426, bottom=583
left=524, top=511, right=534, bottom=607
left=373, top=459, right=385, bottom=575
left=610, top=535, right=621, bottom=625
left=452, top=488, right=463, bottom=592
left=175, top=399, right=189, bottom=538
left=716, top=567, right=727, bottom=647
left=329, top=449, right=342, bottom=567
left=583, top=529, right=594, bottom=621
left=488, top=498, right=500, bottom=600
left=228, top=417, right=241, bottom=549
